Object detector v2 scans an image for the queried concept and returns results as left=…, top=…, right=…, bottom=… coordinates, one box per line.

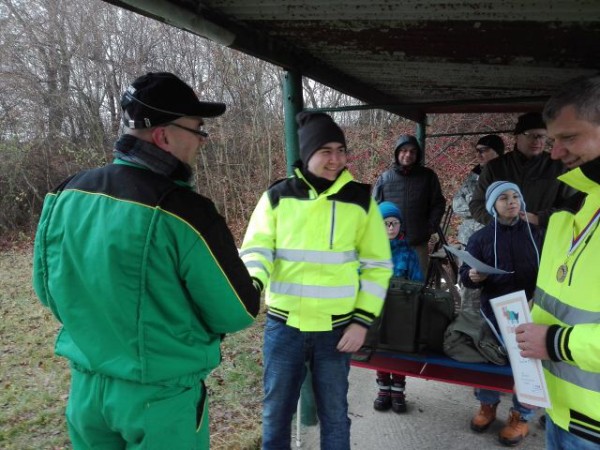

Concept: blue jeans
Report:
left=546, top=414, right=600, bottom=450
left=262, top=317, right=351, bottom=450
left=475, top=389, right=536, bottom=421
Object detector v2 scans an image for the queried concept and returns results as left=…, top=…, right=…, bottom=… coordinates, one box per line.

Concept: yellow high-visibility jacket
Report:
left=532, top=160, right=600, bottom=444
left=241, top=168, right=393, bottom=332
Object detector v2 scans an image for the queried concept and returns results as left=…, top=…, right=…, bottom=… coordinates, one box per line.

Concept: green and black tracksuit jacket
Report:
left=33, top=157, right=260, bottom=387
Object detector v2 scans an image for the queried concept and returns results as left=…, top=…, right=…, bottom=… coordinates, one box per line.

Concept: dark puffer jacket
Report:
left=459, top=218, right=543, bottom=325
left=372, top=137, right=446, bottom=246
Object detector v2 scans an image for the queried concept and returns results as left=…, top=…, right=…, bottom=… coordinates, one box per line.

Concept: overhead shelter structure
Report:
left=99, top=0, right=600, bottom=434
left=101, top=0, right=599, bottom=170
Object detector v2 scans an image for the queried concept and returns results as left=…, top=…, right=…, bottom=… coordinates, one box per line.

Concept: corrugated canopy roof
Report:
left=102, top=0, right=600, bottom=121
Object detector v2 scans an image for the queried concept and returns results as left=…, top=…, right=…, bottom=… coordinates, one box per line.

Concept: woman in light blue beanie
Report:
left=459, top=181, right=543, bottom=445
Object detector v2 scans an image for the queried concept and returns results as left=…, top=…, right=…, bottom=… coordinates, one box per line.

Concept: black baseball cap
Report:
left=121, top=72, right=226, bottom=129
left=514, top=112, right=545, bottom=135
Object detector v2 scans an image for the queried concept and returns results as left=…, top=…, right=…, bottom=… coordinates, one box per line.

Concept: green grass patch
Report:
left=0, top=248, right=264, bottom=449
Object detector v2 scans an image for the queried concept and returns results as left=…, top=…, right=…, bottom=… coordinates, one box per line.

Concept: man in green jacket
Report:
left=515, top=74, right=600, bottom=449
left=33, top=72, right=260, bottom=449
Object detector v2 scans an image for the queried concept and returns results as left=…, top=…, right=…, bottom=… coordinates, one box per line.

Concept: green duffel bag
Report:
left=443, top=309, right=508, bottom=365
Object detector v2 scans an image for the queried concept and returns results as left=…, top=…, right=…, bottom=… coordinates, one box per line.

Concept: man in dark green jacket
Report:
left=469, top=112, right=573, bottom=229
left=33, top=72, right=260, bottom=449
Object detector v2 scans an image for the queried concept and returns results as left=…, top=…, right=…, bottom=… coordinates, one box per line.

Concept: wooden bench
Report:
left=351, top=350, right=513, bottom=393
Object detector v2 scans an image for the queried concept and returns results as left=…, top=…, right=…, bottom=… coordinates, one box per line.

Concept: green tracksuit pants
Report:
left=66, top=366, right=209, bottom=449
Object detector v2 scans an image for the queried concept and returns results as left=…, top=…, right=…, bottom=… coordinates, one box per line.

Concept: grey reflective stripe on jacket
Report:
left=543, top=360, right=600, bottom=393
left=360, top=279, right=388, bottom=300
left=361, top=259, right=394, bottom=270
left=536, top=286, right=600, bottom=326
left=275, top=248, right=357, bottom=264
left=537, top=286, right=600, bottom=392
left=270, top=282, right=356, bottom=299
left=239, top=247, right=274, bottom=262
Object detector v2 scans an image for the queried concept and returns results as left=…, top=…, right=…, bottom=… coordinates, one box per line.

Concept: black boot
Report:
left=373, top=390, right=392, bottom=411
left=374, top=377, right=392, bottom=411
left=391, top=382, right=407, bottom=413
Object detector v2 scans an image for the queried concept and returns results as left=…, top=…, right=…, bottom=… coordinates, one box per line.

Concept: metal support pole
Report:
left=283, top=70, right=317, bottom=432
left=416, top=115, right=427, bottom=165
left=283, top=70, right=303, bottom=176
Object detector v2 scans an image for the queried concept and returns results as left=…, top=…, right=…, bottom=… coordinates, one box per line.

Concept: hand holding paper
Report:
left=444, top=245, right=513, bottom=275
left=490, top=290, right=551, bottom=409
left=468, top=268, right=488, bottom=283
left=515, top=323, right=551, bottom=360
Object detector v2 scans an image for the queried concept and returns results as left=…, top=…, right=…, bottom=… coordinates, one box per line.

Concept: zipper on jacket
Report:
left=329, top=201, right=336, bottom=249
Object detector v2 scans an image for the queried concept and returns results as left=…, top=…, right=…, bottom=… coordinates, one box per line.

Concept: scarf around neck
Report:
left=113, top=134, right=193, bottom=183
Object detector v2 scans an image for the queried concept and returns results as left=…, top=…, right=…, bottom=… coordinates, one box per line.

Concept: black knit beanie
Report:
left=476, top=134, right=505, bottom=156
left=296, top=112, right=346, bottom=166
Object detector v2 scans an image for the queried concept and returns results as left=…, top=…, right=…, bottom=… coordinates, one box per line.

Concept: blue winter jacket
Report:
left=459, top=218, right=543, bottom=325
left=390, top=237, right=424, bottom=282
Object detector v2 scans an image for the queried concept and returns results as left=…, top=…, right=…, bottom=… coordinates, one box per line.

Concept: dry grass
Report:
left=0, top=247, right=264, bottom=449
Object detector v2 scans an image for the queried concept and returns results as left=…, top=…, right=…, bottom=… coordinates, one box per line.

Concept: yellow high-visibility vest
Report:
left=532, top=164, right=600, bottom=443
left=241, top=169, right=392, bottom=332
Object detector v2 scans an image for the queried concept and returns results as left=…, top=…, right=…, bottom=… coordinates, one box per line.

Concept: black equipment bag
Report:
left=417, top=286, right=455, bottom=353
left=364, top=278, right=422, bottom=353
left=362, top=277, right=455, bottom=355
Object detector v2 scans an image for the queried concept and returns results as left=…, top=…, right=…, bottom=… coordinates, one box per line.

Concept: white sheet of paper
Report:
left=490, top=290, right=551, bottom=408
left=443, top=245, right=513, bottom=275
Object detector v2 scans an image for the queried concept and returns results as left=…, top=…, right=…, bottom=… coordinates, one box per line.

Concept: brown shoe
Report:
left=470, top=403, right=498, bottom=432
left=499, top=410, right=529, bottom=446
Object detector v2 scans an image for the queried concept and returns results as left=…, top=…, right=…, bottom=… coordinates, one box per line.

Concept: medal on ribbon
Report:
left=556, top=208, right=600, bottom=284
left=556, top=264, right=568, bottom=283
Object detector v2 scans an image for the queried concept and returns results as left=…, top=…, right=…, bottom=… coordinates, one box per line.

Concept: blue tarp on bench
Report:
left=351, top=350, right=514, bottom=393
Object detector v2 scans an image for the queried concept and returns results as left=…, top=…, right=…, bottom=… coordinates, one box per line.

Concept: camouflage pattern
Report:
left=452, top=168, right=484, bottom=245
left=453, top=168, right=484, bottom=312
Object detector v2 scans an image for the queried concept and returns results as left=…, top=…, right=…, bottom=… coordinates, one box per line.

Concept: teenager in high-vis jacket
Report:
left=241, top=112, right=392, bottom=450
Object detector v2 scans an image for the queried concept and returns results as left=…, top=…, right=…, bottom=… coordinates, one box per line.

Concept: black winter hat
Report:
left=394, top=134, right=422, bottom=163
left=121, top=72, right=226, bottom=129
left=476, top=134, right=505, bottom=155
left=296, top=112, right=346, bottom=165
left=514, top=112, right=546, bottom=135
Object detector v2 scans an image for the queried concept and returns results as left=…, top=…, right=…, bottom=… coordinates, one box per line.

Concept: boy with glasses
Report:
left=372, top=201, right=423, bottom=413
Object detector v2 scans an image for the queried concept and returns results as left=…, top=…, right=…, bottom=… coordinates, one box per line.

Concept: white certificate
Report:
left=444, top=245, right=513, bottom=275
left=490, top=290, right=551, bottom=408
